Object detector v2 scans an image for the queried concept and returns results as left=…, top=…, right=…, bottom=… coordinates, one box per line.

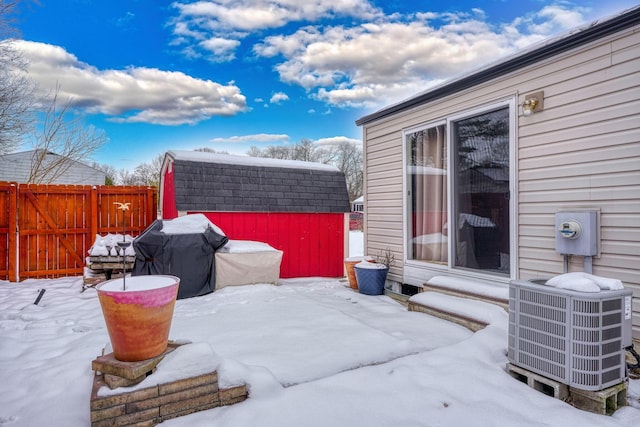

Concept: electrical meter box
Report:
left=555, top=211, right=598, bottom=256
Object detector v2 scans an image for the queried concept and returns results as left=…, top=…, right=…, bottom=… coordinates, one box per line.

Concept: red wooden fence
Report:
left=0, top=182, right=157, bottom=282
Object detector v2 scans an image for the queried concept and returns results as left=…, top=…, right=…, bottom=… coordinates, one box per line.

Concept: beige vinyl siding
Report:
left=361, top=25, right=640, bottom=337
left=0, top=151, right=106, bottom=185
left=362, top=126, right=404, bottom=279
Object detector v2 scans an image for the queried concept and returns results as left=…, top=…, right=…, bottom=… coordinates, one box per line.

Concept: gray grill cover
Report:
left=132, top=220, right=228, bottom=299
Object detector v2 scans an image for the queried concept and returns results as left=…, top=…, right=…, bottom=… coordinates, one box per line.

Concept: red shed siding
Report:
left=196, top=211, right=345, bottom=278
left=161, top=162, right=178, bottom=220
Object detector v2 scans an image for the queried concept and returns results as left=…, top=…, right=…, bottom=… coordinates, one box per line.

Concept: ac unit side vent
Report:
left=603, top=313, right=621, bottom=327
left=508, top=280, right=632, bottom=391
left=573, top=300, right=599, bottom=313
left=602, top=299, right=621, bottom=312
left=521, top=289, right=566, bottom=309
left=572, top=357, right=599, bottom=371
left=520, top=328, right=566, bottom=350
left=602, top=340, right=622, bottom=356
left=573, top=342, right=600, bottom=358
left=573, top=328, right=599, bottom=342
left=519, top=339, right=566, bottom=364
left=518, top=354, right=566, bottom=381
left=521, top=302, right=567, bottom=323
left=521, top=315, right=566, bottom=336
left=573, top=313, right=599, bottom=328
left=603, top=366, right=624, bottom=384
left=602, top=354, right=622, bottom=370
left=602, top=326, right=621, bottom=342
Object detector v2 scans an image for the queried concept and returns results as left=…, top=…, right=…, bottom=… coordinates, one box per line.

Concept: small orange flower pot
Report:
left=97, top=275, right=179, bottom=362
left=344, top=256, right=375, bottom=289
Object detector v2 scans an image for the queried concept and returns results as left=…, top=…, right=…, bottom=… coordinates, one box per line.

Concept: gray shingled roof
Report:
left=168, top=151, right=351, bottom=213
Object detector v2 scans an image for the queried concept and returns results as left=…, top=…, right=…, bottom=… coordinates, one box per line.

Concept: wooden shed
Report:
left=356, top=7, right=640, bottom=338
left=159, top=150, right=351, bottom=278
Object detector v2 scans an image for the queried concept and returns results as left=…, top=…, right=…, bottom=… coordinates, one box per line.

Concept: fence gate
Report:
left=0, top=183, right=157, bottom=282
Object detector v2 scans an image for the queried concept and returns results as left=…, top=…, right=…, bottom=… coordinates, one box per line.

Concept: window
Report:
left=405, top=103, right=512, bottom=276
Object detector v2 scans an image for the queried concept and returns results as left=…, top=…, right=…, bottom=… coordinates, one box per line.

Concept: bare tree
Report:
left=291, top=139, right=320, bottom=162
left=26, top=86, right=107, bottom=183
left=115, top=168, right=138, bottom=185
left=194, top=147, right=229, bottom=154
left=247, top=138, right=363, bottom=201
left=131, top=153, right=164, bottom=187
left=0, top=0, right=35, bottom=154
left=90, top=161, right=118, bottom=185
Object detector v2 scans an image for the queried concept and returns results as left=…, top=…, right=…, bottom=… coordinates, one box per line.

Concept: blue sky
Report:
left=11, top=0, right=638, bottom=170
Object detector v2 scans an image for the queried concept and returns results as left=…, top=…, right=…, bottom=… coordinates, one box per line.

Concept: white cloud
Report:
left=169, top=0, right=382, bottom=61
left=252, top=5, right=591, bottom=108
left=173, top=0, right=380, bottom=31
left=210, top=133, right=290, bottom=143
left=166, top=2, right=594, bottom=109
left=199, top=37, right=241, bottom=61
left=529, top=5, right=587, bottom=34
left=115, top=11, right=135, bottom=27
left=269, top=92, right=289, bottom=104
left=14, top=41, right=248, bottom=125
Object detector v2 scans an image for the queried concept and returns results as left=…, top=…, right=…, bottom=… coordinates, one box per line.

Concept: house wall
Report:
left=0, top=151, right=106, bottom=185
left=360, top=26, right=640, bottom=337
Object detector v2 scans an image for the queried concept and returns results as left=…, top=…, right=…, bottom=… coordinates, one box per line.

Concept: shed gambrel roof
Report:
left=166, top=150, right=351, bottom=213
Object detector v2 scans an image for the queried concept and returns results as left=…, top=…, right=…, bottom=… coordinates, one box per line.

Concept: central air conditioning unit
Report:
left=508, top=279, right=632, bottom=391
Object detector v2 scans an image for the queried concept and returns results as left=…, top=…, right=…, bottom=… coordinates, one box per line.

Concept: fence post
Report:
left=8, top=183, right=17, bottom=282
left=147, top=187, right=156, bottom=224
left=91, top=186, right=98, bottom=238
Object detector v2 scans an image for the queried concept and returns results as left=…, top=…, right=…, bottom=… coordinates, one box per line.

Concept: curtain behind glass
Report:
left=409, top=124, right=447, bottom=263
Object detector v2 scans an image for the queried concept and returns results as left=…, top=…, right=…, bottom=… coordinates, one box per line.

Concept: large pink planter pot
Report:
left=97, top=275, right=180, bottom=362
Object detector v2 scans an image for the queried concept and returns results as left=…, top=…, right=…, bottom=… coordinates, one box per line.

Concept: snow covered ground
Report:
left=0, top=231, right=639, bottom=426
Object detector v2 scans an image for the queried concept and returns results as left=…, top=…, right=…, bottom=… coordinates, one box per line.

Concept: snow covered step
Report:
left=408, top=292, right=507, bottom=332
left=423, top=275, right=509, bottom=311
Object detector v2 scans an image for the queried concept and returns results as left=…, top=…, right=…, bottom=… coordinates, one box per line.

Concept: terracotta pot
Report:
left=97, top=275, right=179, bottom=362
left=344, top=256, right=375, bottom=289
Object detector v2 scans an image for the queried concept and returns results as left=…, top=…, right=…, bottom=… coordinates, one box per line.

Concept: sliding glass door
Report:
left=452, top=107, right=510, bottom=274
left=406, top=104, right=511, bottom=276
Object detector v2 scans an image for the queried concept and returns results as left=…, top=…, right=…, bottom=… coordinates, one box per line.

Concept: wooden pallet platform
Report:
left=506, top=363, right=569, bottom=400
left=506, top=363, right=628, bottom=415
